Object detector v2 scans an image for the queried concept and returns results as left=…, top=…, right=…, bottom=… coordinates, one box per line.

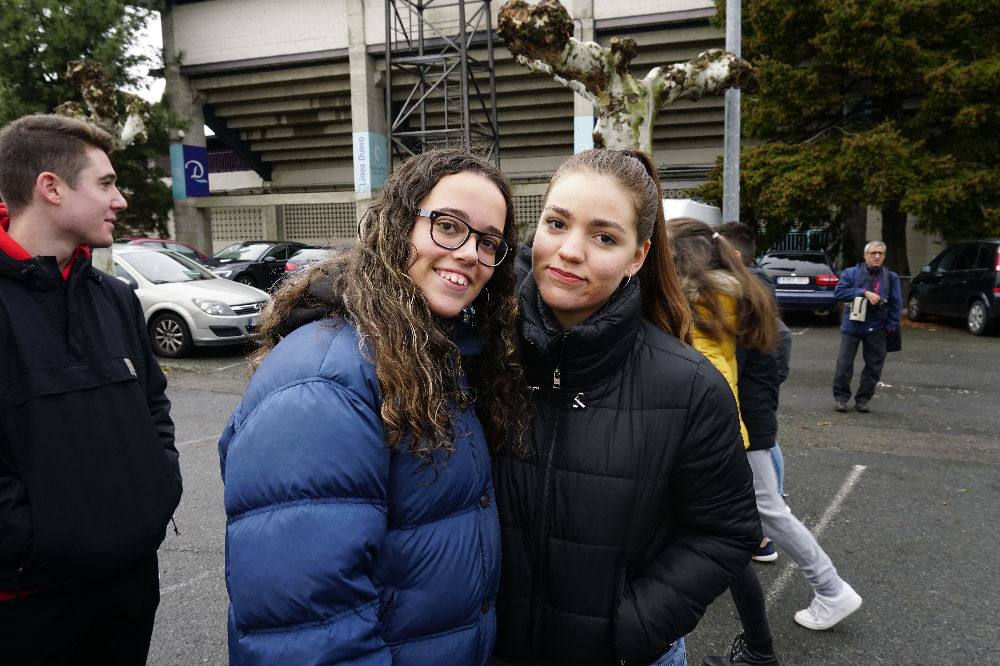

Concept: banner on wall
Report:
left=170, top=144, right=210, bottom=199
left=353, top=132, right=388, bottom=194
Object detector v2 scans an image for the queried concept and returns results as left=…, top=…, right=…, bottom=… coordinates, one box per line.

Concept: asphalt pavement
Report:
left=147, top=315, right=1000, bottom=665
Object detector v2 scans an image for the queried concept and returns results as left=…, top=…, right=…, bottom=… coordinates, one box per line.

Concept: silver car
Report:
left=112, top=247, right=270, bottom=358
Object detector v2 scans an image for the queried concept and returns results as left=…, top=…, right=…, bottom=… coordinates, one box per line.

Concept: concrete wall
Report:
left=594, top=0, right=714, bottom=19
left=173, top=0, right=348, bottom=65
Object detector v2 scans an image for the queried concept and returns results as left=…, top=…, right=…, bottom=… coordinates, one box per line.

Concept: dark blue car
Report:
left=759, top=250, right=840, bottom=318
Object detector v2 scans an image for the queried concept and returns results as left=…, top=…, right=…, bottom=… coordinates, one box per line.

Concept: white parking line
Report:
left=792, top=328, right=810, bottom=336
left=212, top=360, right=246, bottom=372
left=160, top=565, right=222, bottom=596
left=764, top=464, right=867, bottom=610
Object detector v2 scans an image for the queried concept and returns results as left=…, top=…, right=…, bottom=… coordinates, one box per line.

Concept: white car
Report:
left=112, top=246, right=270, bottom=358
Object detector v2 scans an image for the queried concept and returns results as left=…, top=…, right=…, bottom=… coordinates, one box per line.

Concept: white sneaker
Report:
left=794, top=582, right=863, bottom=630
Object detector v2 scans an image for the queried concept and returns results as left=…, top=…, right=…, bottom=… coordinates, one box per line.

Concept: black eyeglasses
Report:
left=416, top=208, right=509, bottom=267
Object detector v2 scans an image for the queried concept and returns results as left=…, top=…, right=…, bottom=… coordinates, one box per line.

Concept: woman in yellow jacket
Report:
left=666, top=217, right=778, bottom=449
left=666, top=216, right=781, bottom=664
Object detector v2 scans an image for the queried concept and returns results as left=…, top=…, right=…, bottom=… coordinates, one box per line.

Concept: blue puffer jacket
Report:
left=219, top=318, right=500, bottom=665
left=834, top=262, right=902, bottom=335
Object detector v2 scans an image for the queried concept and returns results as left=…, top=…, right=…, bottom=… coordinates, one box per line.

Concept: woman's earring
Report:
left=482, top=286, right=491, bottom=304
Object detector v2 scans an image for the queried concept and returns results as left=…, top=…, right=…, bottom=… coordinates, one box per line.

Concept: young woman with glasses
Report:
left=219, top=149, right=527, bottom=665
left=491, top=149, right=761, bottom=666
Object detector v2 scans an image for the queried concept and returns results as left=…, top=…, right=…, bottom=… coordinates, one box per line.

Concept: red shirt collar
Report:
left=0, top=202, right=91, bottom=280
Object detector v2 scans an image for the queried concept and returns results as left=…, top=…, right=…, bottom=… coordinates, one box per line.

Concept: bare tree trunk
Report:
left=881, top=201, right=910, bottom=276
left=842, top=204, right=868, bottom=267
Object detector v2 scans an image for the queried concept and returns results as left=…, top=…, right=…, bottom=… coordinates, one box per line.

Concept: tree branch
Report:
left=499, top=0, right=618, bottom=98
left=645, top=49, right=756, bottom=110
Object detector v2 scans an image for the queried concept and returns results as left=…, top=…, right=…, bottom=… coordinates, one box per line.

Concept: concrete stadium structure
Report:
left=162, top=0, right=943, bottom=268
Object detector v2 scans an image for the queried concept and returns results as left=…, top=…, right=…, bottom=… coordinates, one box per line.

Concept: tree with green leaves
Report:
left=0, top=1, right=177, bottom=238
left=695, top=0, right=1000, bottom=273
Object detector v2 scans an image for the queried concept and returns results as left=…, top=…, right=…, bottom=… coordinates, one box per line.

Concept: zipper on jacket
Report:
left=528, top=338, right=568, bottom=660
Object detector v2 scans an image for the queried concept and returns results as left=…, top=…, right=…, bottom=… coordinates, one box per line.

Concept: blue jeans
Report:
left=653, top=637, right=687, bottom=666
left=770, top=442, right=785, bottom=496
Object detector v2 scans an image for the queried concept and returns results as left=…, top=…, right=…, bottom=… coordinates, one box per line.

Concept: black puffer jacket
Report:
left=492, top=273, right=761, bottom=666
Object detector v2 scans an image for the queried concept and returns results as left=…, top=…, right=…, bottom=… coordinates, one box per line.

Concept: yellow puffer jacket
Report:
left=689, top=285, right=750, bottom=449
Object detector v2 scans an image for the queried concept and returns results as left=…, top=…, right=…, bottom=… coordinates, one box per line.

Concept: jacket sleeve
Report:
left=613, top=365, right=761, bottom=664
left=129, top=291, right=180, bottom=484
left=774, top=318, right=792, bottom=385
left=834, top=267, right=865, bottom=301
left=736, top=345, right=780, bottom=450
left=888, top=272, right=902, bottom=330
left=220, top=378, right=392, bottom=665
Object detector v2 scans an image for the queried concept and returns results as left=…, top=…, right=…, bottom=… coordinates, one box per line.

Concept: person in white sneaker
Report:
left=722, top=223, right=863, bottom=636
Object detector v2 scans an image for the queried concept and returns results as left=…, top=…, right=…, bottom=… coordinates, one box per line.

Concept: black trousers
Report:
left=0, top=554, right=160, bottom=666
left=833, top=330, right=887, bottom=404
left=728, top=562, right=774, bottom=654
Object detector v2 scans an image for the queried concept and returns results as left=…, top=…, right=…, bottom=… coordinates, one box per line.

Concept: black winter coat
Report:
left=0, top=252, right=182, bottom=592
left=492, top=274, right=761, bottom=666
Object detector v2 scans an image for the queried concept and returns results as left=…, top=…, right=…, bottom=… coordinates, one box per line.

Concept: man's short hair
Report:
left=716, top=221, right=756, bottom=266
left=0, top=114, right=114, bottom=214
left=864, top=240, right=886, bottom=254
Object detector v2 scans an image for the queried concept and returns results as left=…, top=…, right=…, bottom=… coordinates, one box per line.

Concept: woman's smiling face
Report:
left=406, top=171, right=507, bottom=319
left=532, top=171, right=649, bottom=329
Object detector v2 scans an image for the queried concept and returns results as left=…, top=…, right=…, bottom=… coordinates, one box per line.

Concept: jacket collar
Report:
left=518, top=271, right=641, bottom=390
left=0, top=202, right=93, bottom=284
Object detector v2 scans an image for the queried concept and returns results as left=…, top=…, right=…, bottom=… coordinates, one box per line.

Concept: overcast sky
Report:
left=130, top=11, right=164, bottom=103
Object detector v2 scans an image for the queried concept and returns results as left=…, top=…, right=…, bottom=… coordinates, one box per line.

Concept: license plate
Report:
left=777, top=276, right=810, bottom=285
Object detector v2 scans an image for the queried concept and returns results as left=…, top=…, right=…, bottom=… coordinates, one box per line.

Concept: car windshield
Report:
left=214, top=243, right=270, bottom=261
left=121, top=251, right=214, bottom=284
left=760, top=254, right=834, bottom=274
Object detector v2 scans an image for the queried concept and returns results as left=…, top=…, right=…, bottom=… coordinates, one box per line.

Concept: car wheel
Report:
left=236, top=274, right=256, bottom=287
left=907, top=295, right=923, bottom=322
left=150, top=312, right=194, bottom=358
left=967, top=300, right=994, bottom=336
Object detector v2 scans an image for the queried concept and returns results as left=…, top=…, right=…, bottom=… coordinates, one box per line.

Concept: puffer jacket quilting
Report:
left=219, top=319, right=500, bottom=665
left=492, top=275, right=761, bottom=666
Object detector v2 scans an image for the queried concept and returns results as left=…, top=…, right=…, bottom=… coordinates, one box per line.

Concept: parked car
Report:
left=112, top=246, right=269, bottom=358
left=205, top=241, right=308, bottom=290
left=908, top=240, right=1000, bottom=336
left=759, top=250, right=840, bottom=318
left=281, top=246, right=344, bottom=281
left=115, top=237, right=211, bottom=264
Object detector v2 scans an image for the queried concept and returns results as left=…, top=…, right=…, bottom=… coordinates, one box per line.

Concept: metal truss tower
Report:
left=385, top=0, right=500, bottom=168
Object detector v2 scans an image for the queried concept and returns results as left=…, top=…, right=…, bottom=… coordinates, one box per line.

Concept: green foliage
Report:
left=0, top=1, right=174, bottom=237
left=699, top=0, right=1000, bottom=266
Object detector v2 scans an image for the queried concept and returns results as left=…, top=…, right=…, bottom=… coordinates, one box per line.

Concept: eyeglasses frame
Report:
left=415, top=208, right=509, bottom=267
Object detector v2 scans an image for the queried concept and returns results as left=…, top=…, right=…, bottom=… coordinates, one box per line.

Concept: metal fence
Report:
left=768, top=229, right=828, bottom=252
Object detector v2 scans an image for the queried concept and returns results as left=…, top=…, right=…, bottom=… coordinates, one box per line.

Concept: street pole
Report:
left=722, top=0, right=741, bottom=223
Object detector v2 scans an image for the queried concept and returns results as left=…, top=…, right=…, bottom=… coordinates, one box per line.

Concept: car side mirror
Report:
left=921, top=265, right=930, bottom=273
left=263, top=256, right=278, bottom=262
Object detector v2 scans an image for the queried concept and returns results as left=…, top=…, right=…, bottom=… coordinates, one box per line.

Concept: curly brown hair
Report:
left=666, top=217, right=778, bottom=352
left=250, top=149, right=528, bottom=460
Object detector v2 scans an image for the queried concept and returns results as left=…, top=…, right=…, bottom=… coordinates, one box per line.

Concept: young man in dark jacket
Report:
left=0, top=114, right=183, bottom=664
left=703, top=225, right=863, bottom=665
left=832, top=241, right=902, bottom=412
